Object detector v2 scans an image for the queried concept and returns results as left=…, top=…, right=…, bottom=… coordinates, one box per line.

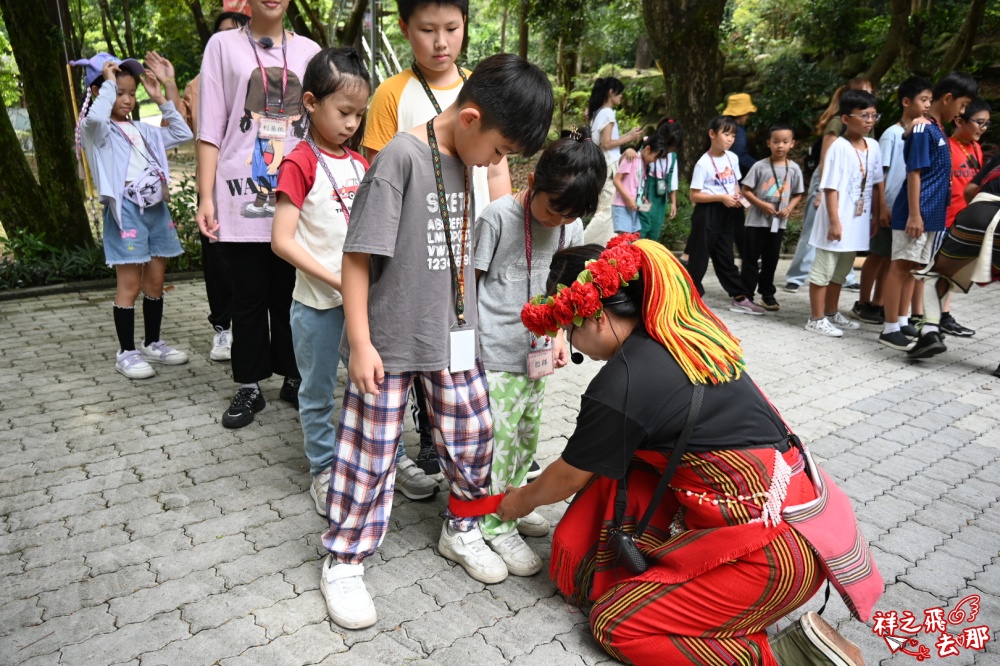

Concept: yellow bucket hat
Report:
left=722, top=93, right=758, bottom=116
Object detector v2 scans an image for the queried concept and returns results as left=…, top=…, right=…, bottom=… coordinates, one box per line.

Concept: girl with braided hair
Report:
left=499, top=236, right=875, bottom=665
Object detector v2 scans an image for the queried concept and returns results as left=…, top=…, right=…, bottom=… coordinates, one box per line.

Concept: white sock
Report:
left=898, top=316, right=909, bottom=327
left=883, top=323, right=901, bottom=334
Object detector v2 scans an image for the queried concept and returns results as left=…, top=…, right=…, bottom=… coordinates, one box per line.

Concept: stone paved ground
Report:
left=1, top=262, right=999, bottom=666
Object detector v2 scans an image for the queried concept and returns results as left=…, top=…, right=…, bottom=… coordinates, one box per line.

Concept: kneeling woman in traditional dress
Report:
left=498, top=236, right=877, bottom=665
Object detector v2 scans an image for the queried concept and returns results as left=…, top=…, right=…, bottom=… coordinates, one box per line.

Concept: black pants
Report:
left=201, top=234, right=233, bottom=330
left=686, top=202, right=747, bottom=299
left=226, top=242, right=299, bottom=384
left=741, top=226, right=785, bottom=299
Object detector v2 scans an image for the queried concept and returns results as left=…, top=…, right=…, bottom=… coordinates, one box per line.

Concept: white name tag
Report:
left=527, top=348, right=554, bottom=380
left=258, top=116, right=287, bottom=141
left=449, top=328, right=476, bottom=373
left=771, top=216, right=781, bottom=233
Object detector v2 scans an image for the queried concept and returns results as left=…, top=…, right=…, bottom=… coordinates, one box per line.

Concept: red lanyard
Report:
left=708, top=151, right=739, bottom=198
left=523, top=189, right=565, bottom=303
left=246, top=26, right=288, bottom=115
left=305, top=134, right=362, bottom=224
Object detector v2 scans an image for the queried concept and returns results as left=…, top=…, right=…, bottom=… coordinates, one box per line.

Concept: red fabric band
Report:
left=448, top=493, right=506, bottom=518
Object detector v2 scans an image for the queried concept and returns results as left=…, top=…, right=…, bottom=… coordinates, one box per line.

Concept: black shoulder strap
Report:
left=614, top=384, right=704, bottom=539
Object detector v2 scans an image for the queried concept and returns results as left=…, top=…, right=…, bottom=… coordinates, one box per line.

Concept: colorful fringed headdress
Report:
left=520, top=234, right=745, bottom=385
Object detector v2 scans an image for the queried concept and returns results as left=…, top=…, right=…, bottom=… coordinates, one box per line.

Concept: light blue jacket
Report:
left=80, top=79, right=193, bottom=228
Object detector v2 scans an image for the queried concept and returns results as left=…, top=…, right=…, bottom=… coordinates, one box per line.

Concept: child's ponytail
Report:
left=531, top=131, right=607, bottom=219
left=586, top=77, right=625, bottom=125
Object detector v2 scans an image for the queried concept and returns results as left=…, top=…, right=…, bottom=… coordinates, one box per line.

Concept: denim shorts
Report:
left=611, top=205, right=641, bottom=234
left=103, top=199, right=184, bottom=266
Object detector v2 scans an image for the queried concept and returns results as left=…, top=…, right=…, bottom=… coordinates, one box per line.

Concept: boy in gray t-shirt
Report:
left=739, top=123, right=805, bottom=310
left=473, top=135, right=603, bottom=575
left=318, top=55, right=554, bottom=631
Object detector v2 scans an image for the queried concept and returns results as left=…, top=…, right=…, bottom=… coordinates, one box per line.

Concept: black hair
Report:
left=397, top=0, right=468, bottom=23
left=933, top=71, right=978, bottom=102
left=546, top=244, right=643, bottom=319
left=767, top=122, right=794, bottom=138
left=838, top=89, right=877, bottom=116
left=959, top=97, right=992, bottom=121
left=302, top=47, right=371, bottom=104
left=639, top=131, right=668, bottom=156
left=456, top=54, right=553, bottom=156
left=534, top=132, right=607, bottom=219
left=897, top=76, right=933, bottom=108
left=587, top=77, right=625, bottom=124
left=655, top=118, right=682, bottom=154
left=707, top=115, right=737, bottom=136
left=213, top=11, right=249, bottom=33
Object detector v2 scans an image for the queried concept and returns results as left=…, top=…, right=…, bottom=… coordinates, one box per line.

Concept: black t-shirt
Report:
left=561, top=328, right=786, bottom=479
left=972, top=152, right=1000, bottom=194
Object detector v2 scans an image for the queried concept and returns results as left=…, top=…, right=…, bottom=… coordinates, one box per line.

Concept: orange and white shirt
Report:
left=362, top=67, right=490, bottom=216
left=276, top=142, right=369, bottom=309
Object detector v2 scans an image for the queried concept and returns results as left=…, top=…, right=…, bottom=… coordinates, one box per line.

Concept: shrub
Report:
left=0, top=229, right=112, bottom=290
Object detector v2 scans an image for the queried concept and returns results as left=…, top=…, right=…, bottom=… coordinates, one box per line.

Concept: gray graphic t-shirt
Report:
left=340, top=132, right=478, bottom=372
left=475, top=195, right=584, bottom=373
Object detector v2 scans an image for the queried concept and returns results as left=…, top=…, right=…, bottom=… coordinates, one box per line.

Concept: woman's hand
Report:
left=144, top=51, right=175, bottom=84
left=497, top=485, right=531, bottom=522
left=196, top=199, right=219, bottom=240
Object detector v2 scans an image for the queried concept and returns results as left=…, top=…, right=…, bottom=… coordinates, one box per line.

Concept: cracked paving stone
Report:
left=59, top=611, right=190, bottom=665
left=480, top=594, right=586, bottom=660
left=139, top=615, right=267, bottom=666
left=413, top=633, right=505, bottom=665
left=403, top=590, right=512, bottom=654
left=181, top=572, right=296, bottom=633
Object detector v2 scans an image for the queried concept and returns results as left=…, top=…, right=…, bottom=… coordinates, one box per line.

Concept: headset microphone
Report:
left=571, top=351, right=584, bottom=365
left=258, top=37, right=274, bottom=49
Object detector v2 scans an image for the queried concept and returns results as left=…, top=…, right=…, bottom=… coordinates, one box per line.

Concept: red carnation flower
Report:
left=551, top=289, right=577, bottom=327
left=521, top=302, right=558, bottom=336
left=568, top=281, right=602, bottom=319
left=606, top=233, right=640, bottom=250
left=587, top=260, right=621, bottom=296
left=603, top=245, right=641, bottom=283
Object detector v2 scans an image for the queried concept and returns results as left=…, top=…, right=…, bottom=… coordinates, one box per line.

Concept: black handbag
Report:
left=608, top=384, right=703, bottom=575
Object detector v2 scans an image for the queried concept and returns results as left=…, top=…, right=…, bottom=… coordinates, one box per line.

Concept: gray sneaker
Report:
left=394, top=458, right=439, bottom=501
left=310, top=467, right=333, bottom=516
left=769, top=611, right=865, bottom=665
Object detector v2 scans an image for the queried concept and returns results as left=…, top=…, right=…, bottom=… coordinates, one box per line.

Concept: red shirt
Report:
left=946, top=137, right=983, bottom=227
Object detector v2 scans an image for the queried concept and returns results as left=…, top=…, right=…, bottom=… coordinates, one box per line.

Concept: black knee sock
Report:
left=113, top=305, right=135, bottom=351
left=143, top=295, right=163, bottom=344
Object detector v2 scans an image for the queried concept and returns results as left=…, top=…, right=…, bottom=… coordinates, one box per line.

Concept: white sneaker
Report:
left=210, top=326, right=232, bottom=361
left=115, top=349, right=156, bottom=379
left=804, top=318, right=843, bottom=338
left=516, top=510, right=550, bottom=538
left=394, top=458, right=439, bottom=501
left=320, top=557, right=377, bottom=629
left=437, top=522, right=508, bottom=584
left=310, top=467, right=332, bottom=516
left=827, top=312, right=861, bottom=330
left=487, top=529, right=543, bottom=576
left=140, top=339, right=189, bottom=365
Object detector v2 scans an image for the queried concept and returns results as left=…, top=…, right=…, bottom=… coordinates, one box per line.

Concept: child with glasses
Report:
left=805, top=90, right=886, bottom=337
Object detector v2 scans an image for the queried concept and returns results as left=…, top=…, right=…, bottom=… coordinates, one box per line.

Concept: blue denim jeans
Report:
left=290, top=301, right=344, bottom=475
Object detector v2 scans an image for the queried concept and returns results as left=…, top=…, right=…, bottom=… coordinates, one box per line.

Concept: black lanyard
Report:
left=426, top=118, right=471, bottom=323
left=246, top=26, right=288, bottom=115
left=411, top=62, right=467, bottom=115
left=522, top=189, right=565, bottom=303
left=768, top=158, right=785, bottom=201
left=305, top=134, right=362, bottom=224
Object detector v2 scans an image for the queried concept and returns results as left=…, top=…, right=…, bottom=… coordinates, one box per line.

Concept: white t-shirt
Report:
left=690, top=151, right=741, bottom=196
left=653, top=153, right=680, bottom=193
left=879, top=123, right=906, bottom=211
left=811, top=136, right=884, bottom=252
left=114, top=121, right=151, bottom=182
left=591, top=107, right=620, bottom=164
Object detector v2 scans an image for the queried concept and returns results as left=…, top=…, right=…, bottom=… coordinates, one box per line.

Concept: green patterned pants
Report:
left=481, top=371, right=547, bottom=538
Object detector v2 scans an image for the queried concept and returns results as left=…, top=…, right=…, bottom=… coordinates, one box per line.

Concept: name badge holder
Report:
left=853, top=145, right=869, bottom=218
left=768, top=158, right=785, bottom=232
left=426, top=118, right=474, bottom=373
left=523, top=190, right=565, bottom=380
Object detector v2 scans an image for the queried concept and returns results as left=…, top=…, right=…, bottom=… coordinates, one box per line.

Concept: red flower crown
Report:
left=520, top=233, right=643, bottom=337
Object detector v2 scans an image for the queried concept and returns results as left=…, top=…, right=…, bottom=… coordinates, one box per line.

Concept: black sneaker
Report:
left=279, top=377, right=301, bottom=407
left=993, top=363, right=1000, bottom=378
left=783, top=282, right=800, bottom=293
left=526, top=460, right=542, bottom=480
left=907, top=331, right=947, bottom=359
left=760, top=296, right=780, bottom=311
left=899, top=324, right=920, bottom=338
left=222, top=387, right=265, bottom=429
left=843, top=282, right=861, bottom=292
left=878, top=331, right=916, bottom=351
left=414, top=429, right=440, bottom=476
left=940, top=313, right=975, bottom=337
left=850, top=301, right=883, bottom=325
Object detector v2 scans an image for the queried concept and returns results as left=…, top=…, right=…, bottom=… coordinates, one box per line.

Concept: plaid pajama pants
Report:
left=321, top=360, right=495, bottom=564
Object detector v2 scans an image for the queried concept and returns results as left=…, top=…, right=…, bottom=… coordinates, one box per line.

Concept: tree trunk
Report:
left=500, top=2, right=508, bottom=53
left=864, top=0, right=915, bottom=85
left=184, top=0, right=213, bottom=49
left=340, top=0, right=368, bottom=48
left=938, top=0, right=988, bottom=74
left=122, top=0, right=136, bottom=57
left=518, top=0, right=529, bottom=60
left=0, top=0, right=92, bottom=248
left=43, top=0, right=79, bottom=120
left=286, top=1, right=316, bottom=43
left=635, top=35, right=653, bottom=70
left=297, top=0, right=329, bottom=47
left=641, top=0, right=727, bottom=173
left=97, top=0, right=127, bottom=56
